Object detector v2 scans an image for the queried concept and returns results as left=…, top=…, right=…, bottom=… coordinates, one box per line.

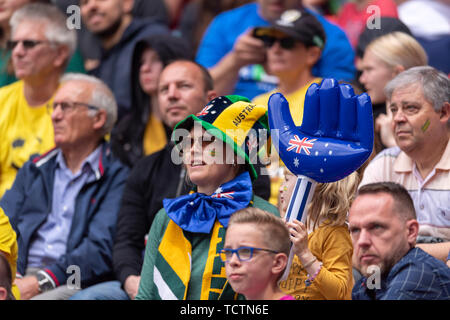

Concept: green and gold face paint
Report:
left=421, top=119, right=430, bottom=133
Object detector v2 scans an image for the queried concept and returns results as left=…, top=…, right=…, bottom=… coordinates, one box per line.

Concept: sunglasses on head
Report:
left=261, top=36, right=298, bottom=50
left=6, top=40, right=46, bottom=51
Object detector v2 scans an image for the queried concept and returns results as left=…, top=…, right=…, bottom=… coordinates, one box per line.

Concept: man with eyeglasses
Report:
left=359, top=66, right=450, bottom=265
left=196, top=0, right=355, bottom=99
left=0, top=3, right=76, bottom=198
left=0, top=73, right=129, bottom=300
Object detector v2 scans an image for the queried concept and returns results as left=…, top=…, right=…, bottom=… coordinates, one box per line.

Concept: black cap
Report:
left=270, top=9, right=326, bottom=49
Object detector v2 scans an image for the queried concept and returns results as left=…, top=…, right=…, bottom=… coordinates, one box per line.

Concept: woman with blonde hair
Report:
left=278, top=169, right=359, bottom=300
left=359, top=31, right=428, bottom=151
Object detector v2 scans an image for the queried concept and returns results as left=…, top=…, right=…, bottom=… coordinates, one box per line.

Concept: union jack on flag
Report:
left=286, top=135, right=317, bottom=155
left=196, top=104, right=213, bottom=117
left=211, top=191, right=235, bottom=199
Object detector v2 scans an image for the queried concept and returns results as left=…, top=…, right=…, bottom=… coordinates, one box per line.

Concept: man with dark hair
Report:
left=349, top=182, right=450, bottom=300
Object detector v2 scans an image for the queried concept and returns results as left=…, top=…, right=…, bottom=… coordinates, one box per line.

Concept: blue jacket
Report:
left=0, top=142, right=129, bottom=288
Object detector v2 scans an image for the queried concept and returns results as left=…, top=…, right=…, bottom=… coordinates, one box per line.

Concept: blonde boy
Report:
left=221, top=208, right=293, bottom=300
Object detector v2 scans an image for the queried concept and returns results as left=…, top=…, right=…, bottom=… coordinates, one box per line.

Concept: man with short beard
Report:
left=80, top=0, right=168, bottom=120
left=349, top=182, right=450, bottom=300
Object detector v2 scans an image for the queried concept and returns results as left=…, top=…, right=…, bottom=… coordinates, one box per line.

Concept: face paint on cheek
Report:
left=421, top=119, right=430, bottom=133
left=210, top=149, right=216, bottom=157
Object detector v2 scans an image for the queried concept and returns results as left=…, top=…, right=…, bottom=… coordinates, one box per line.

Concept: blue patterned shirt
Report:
left=352, top=247, right=450, bottom=300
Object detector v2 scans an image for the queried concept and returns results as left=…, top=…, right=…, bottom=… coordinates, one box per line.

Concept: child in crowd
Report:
left=278, top=168, right=359, bottom=300
left=221, top=208, right=294, bottom=300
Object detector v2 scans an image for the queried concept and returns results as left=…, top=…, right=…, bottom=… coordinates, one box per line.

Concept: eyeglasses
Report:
left=6, top=40, right=49, bottom=51
left=261, top=36, right=298, bottom=50
left=219, top=246, right=279, bottom=263
left=50, top=101, right=99, bottom=115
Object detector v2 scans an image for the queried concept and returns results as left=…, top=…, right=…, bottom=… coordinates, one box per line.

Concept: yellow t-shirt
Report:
left=252, top=78, right=322, bottom=205
left=279, top=224, right=354, bottom=300
left=0, top=207, right=20, bottom=299
left=143, top=114, right=167, bottom=156
left=0, top=81, right=55, bottom=197
left=252, top=78, right=322, bottom=127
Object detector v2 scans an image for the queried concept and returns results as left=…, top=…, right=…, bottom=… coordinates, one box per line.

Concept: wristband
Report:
left=302, top=256, right=317, bottom=269
left=305, top=262, right=322, bottom=287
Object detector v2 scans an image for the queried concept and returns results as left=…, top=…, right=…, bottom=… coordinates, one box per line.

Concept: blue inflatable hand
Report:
left=268, top=79, right=373, bottom=183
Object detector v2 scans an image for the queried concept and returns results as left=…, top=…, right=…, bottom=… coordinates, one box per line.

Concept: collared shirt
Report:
left=352, top=247, right=450, bottom=300
left=27, top=145, right=102, bottom=268
left=359, top=139, right=450, bottom=240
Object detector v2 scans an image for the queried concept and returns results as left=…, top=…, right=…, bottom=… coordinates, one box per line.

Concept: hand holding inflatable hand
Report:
left=268, top=78, right=373, bottom=183
left=269, top=79, right=374, bottom=281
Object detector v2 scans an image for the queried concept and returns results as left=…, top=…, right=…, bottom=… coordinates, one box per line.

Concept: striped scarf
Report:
left=154, top=172, right=253, bottom=299
left=153, top=218, right=239, bottom=300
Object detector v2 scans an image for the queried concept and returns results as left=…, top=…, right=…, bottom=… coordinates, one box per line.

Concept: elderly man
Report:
left=80, top=0, right=168, bottom=119
left=0, top=3, right=77, bottom=197
left=349, top=182, right=450, bottom=300
left=196, top=0, right=355, bottom=98
left=0, top=74, right=129, bottom=300
left=359, top=66, right=450, bottom=261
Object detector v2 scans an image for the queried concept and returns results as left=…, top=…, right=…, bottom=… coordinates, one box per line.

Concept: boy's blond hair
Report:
left=228, top=208, right=290, bottom=257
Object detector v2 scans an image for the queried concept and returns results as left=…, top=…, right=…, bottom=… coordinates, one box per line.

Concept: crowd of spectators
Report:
left=0, top=0, right=448, bottom=301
